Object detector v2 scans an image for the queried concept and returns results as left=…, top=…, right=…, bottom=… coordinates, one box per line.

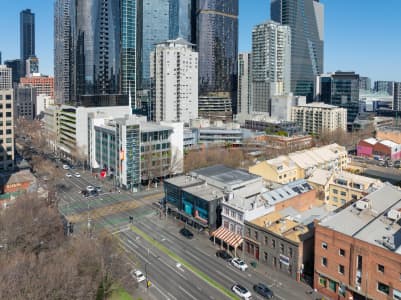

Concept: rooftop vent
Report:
left=355, top=199, right=370, bottom=211
left=387, top=209, right=401, bottom=221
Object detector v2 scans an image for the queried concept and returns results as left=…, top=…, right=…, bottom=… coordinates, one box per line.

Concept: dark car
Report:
left=179, top=228, right=194, bottom=239
left=216, top=250, right=233, bottom=261
left=253, top=283, right=274, bottom=299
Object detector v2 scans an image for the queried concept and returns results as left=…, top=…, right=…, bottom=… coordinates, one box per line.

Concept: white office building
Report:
left=252, top=21, right=291, bottom=113
left=151, top=38, right=198, bottom=124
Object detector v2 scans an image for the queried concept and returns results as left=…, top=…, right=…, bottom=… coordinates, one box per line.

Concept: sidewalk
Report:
left=156, top=213, right=328, bottom=300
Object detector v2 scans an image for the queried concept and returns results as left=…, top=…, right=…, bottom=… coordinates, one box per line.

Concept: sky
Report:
left=0, top=0, right=400, bottom=82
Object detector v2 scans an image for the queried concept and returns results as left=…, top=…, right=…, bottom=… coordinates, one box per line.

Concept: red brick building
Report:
left=20, top=75, right=54, bottom=98
left=255, top=134, right=313, bottom=152
left=314, top=185, right=401, bottom=300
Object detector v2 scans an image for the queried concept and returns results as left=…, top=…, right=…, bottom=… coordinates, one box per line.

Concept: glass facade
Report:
left=71, top=0, right=121, bottom=98
left=122, top=124, right=141, bottom=189
left=196, top=0, right=239, bottom=112
left=20, top=9, right=35, bottom=69
left=138, top=0, right=169, bottom=89
left=169, top=0, right=195, bottom=42
left=271, top=0, right=324, bottom=102
left=121, top=0, right=137, bottom=98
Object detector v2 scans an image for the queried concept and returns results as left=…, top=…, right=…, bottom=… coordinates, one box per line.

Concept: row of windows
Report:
left=247, top=228, right=294, bottom=257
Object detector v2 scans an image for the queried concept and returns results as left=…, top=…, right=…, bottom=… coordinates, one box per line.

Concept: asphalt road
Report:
left=106, top=209, right=318, bottom=300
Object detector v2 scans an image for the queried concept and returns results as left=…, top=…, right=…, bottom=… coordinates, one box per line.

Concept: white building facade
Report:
left=151, top=38, right=198, bottom=124
left=252, top=21, right=291, bottom=113
left=238, top=52, right=252, bottom=115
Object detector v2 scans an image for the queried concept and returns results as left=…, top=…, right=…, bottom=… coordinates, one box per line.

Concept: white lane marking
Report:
left=214, top=269, right=237, bottom=284
left=151, top=282, right=171, bottom=300
left=112, top=226, right=130, bottom=235
left=126, top=239, right=139, bottom=249
left=166, top=292, right=177, bottom=300
left=178, top=285, right=198, bottom=300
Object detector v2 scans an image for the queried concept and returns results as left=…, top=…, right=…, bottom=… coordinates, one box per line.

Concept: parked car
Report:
left=65, top=173, right=72, bottom=178
left=231, top=258, right=248, bottom=271
left=74, top=172, right=81, bottom=178
left=95, top=186, right=102, bottom=192
left=216, top=250, right=232, bottom=261
left=253, top=283, right=274, bottom=299
left=62, top=164, right=70, bottom=170
left=232, top=284, right=252, bottom=299
left=394, top=160, right=401, bottom=168
left=86, top=185, right=95, bottom=192
left=179, top=228, right=194, bottom=239
left=131, top=270, right=146, bottom=283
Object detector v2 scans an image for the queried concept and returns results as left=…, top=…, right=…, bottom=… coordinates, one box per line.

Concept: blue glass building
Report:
left=196, top=0, right=239, bottom=114
left=169, top=0, right=195, bottom=42
left=271, top=0, right=324, bottom=102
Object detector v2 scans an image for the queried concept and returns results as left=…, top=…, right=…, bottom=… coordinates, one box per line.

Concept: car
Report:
left=387, top=161, right=394, bottom=167
left=216, top=250, right=233, bottom=261
left=231, top=257, right=248, bottom=271
left=395, top=160, right=401, bottom=168
left=179, top=228, right=194, bottom=239
left=232, top=284, right=252, bottom=299
left=62, top=164, right=70, bottom=170
left=131, top=270, right=146, bottom=283
left=74, top=172, right=81, bottom=178
left=95, top=186, right=102, bottom=192
left=253, top=283, right=274, bottom=299
left=65, top=173, right=72, bottom=178
left=86, top=185, right=95, bottom=192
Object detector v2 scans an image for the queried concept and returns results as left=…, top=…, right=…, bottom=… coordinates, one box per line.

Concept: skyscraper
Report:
left=196, top=0, right=239, bottom=113
left=70, top=0, right=122, bottom=100
left=359, top=76, right=371, bottom=91
left=4, top=59, right=21, bottom=86
left=251, top=21, right=291, bottom=113
left=374, top=80, right=394, bottom=96
left=20, top=9, right=35, bottom=77
left=315, top=71, right=360, bottom=124
left=137, top=0, right=169, bottom=91
left=169, top=0, right=195, bottom=42
left=54, top=0, right=71, bottom=104
left=150, top=38, right=198, bottom=123
left=237, top=52, right=252, bottom=115
left=271, top=0, right=324, bottom=102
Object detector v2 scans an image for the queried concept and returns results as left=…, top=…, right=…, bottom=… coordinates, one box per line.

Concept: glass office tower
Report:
left=196, top=0, right=239, bottom=113
left=71, top=0, right=121, bottom=98
left=138, top=0, right=169, bottom=89
left=20, top=9, right=35, bottom=78
left=121, top=0, right=137, bottom=98
left=169, top=0, right=195, bottom=42
left=271, top=0, right=324, bottom=102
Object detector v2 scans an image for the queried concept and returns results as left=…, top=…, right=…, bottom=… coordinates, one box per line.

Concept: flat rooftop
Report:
left=164, top=175, right=203, bottom=188
left=192, top=165, right=261, bottom=188
left=320, top=184, right=401, bottom=253
left=261, top=180, right=313, bottom=206
left=183, top=183, right=224, bottom=202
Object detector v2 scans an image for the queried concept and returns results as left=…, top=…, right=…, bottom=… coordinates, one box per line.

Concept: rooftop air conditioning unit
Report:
left=387, top=209, right=401, bottom=221
left=356, top=200, right=369, bottom=210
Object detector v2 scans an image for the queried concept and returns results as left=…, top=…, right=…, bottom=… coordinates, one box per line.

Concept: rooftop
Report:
left=183, top=183, right=224, bottom=202
left=308, top=169, right=333, bottom=186
left=362, top=138, right=378, bottom=145
left=192, top=165, right=261, bottom=189
left=261, top=180, right=314, bottom=206
left=320, top=184, right=401, bottom=253
left=295, top=102, right=343, bottom=109
left=249, top=203, right=332, bottom=243
left=164, top=175, right=203, bottom=188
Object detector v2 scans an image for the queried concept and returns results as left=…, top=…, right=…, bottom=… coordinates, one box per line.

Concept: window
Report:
left=378, top=264, right=384, bottom=273
left=289, top=247, right=293, bottom=258
left=340, top=191, right=346, bottom=196
left=329, top=280, right=336, bottom=292
left=322, top=242, right=328, bottom=250
left=272, top=239, right=276, bottom=248
left=264, top=252, right=268, bottom=261
left=319, top=276, right=327, bottom=287
left=224, top=207, right=229, bottom=215
left=338, top=264, right=345, bottom=275
left=254, top=231, right=258, bottom=240
left=333, top=189, right=338, bottom=194
left=231, top=210, right=235, bottom=218
left=377, top=282, right=389, bottom=295
left=264, top=236, right=268, bottom=245
left=339, top=248, right=345, bottom=256
left=394, top=288, right=401, bottom=300
left=280, top=243, right=284, bottom=254
left=321, top=257, right=327, bottom=267
left=333, top=197, right=338, bottom=202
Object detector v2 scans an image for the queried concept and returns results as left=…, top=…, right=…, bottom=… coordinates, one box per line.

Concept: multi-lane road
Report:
left=53, top=164, right=318, bottom=300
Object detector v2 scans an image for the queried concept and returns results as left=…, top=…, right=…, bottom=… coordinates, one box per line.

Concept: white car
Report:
left=74, top=172, right=81, bottom=178
left=131, top=270, right=146, bottom=283
left=86, top=185, right=95, bottom=192
left=232, top=284, right=252, bottom=299
left=63, top=164, right=70, bottom=170
left=231, top=258, right=248, bottom=271
left=65, top=173, right=72, bottom=178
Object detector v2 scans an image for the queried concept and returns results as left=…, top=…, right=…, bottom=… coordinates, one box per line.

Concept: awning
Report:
left=212, top=227, right=243, bottom=249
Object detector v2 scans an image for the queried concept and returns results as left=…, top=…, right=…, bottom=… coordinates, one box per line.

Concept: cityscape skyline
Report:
left=0, top=0, right=400, bottom=82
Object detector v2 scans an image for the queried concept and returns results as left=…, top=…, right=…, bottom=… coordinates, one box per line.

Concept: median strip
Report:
left=130, top=225, right=239, bottom=300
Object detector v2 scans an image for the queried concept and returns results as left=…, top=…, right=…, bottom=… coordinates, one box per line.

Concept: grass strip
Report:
left=130, top=225, right=238, bottom=300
